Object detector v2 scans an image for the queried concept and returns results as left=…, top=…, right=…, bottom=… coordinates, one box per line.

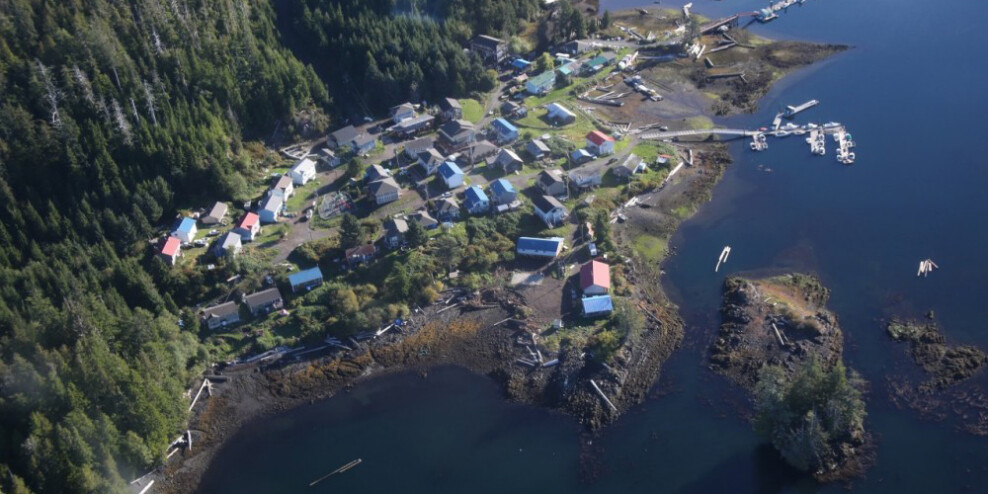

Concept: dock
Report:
left=785, top=99, right=819, bottom=118
left=309, top=459, right=362, bottom=487
left=715, top=246, right=731, bottom=273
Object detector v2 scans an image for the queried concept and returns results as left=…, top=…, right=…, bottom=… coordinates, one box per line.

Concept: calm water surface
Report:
left=198, top=1, right=988, bottom=492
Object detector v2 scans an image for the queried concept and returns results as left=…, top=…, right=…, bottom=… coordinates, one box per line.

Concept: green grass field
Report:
left=460, top=99, right=485, bottom=123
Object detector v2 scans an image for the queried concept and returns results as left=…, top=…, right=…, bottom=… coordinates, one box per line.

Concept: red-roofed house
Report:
left=158, top=236, right=181, bottom=266
left=585, top=131, right=615, bottom=156
left=579, top=260, right=611, bottom=296
left=233, top=212, right=261, bottom=242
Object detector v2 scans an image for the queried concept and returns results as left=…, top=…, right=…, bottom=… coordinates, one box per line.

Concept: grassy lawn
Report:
left=461, top=99, right=485, bottom=123
left=633, top=234, right=668, bottom=262
left=684, top=115, right=714, bottom=130
left=631, top=141, right=676, bottom=164
left=514, top=108, right=597, bottom=144
left=286, top=179, right=323, bottom=211
left=256, top=223, right=290, bottom=245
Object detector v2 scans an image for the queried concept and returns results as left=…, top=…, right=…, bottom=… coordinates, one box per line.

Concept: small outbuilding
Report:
left=516, top=237, right=564, bottom=258
left=288, top=267, right=324, bottom=293
left=581, top=295, right=614, bottom=317
left=202, top=202, right=228, bottom=225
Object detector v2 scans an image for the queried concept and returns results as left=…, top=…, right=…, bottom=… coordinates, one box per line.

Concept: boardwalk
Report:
left=638, top=128, right=757, bottom=140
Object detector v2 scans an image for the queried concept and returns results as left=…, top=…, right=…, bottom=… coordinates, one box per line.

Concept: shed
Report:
left=581, top=295, right=614, bottom=317
left=516, top=237, right=564, bottom=258
left=202, top=202, right=228, bottom=225
left=288, top=267, right=324, bottom=293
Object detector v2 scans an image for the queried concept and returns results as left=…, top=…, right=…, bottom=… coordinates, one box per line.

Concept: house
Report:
left=158, top=236, right=181, bottom=266
left=464, top=186, right=490, bottom=215
left=533, top=195, right=568, bottom=228
left=582, top=53, right=617, bottom=74
left=390, top=102, right=416, bottom=124
left=500, top=100, right=526, bottom=119
left=288, top=267, right=324, bottom=293
left=580, top=260, right=611, bottom=296
left=329, top=125, right=359, bottom=149
left=581, top=295, right=614, bottom=317
left=456, top=140, right=497, bottom=165
left=202, top=202, right=228, bottom=225
left=489, top=178, right=517, bottom=205
left=439, top=98, right=463, bottom=121
left=172, top=217, right=198, bottom=243
left=438, top=119, right=476, bottom=151
left=272, top=175, right=294, bottom=199
left=214, top=232, right=242, bottom=257
left=290, top=158, right=318, bottom=185
left=233, top=212, right=261, bottom=242
left=493, top=148, right=524, bottom=173
left=201, top=301, right=241, bottom=330
left=438, top=161, right=465, bottom=189
left=470, top=34, right=507, bottom=65
left=318, top=148, right=341, bottom=168
left=417, top=148, right=446, bottom=176
left=526, top=71, right=556, bottom=95
left=516, top=237, right=564, bottom=258
left=511, top=58, right=532, bottom=72
left=613, top=154, right=646, bottom=180
left=526, top=139, right=551, bottom=160
left=382, top=218, right=409, bottom=248
left=557, top=61, right=580, bottom=78
left=409, top=210, right=439, bottom=229
left=491, top=118, right=519, bottom=144
left=404, top=136, right=436, bottom=159
left=258, top=193, right=283, bottom=223
left=546, top=103, right=576, bottom=125
left=536, top=170, right=567, bottom=197
left=569, top=169, right=603, bottom=189
left=391, top=114, right=434, bottom=138
left=352, top=134, right=377, bottom=154
left=564, top=40, right=594, bottom=55
left=364, top=164, right=391, bottom=183
left=345, top=244, right=377, bottom=267
left=586, top=131, right=615, bottom=156
left=435, top=197, right=461, bottom=221
left=570, top=148, right=593, bottom=164
left=244, top=288, right=283, bottom=316
left=368, top=177, right=401, bottom=205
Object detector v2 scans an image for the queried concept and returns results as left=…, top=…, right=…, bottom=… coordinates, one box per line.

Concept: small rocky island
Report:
left=711, top=274, right=870, bottom=481
left=886, top=317, right=987, bottom=392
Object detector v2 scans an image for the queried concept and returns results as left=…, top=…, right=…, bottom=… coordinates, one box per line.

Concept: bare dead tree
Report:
left=111, top=98, right=133, bottom=144
left=71, top=65, right=96, bottom=104
left=129, top=97, right=141, bottom=123
left=35, top=60, right=64, bottom=129
left=143, top=79, right=159, bottom=126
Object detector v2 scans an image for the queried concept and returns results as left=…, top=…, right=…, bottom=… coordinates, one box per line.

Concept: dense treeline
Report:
left=0, top=0, right=328, bottom=493
left=283, top=0, right=543, bottom=114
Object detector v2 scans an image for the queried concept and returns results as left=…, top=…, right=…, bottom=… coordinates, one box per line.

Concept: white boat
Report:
left=775, top=130, right=791, bottom=137
left=823, top=121, right=841, bottom=128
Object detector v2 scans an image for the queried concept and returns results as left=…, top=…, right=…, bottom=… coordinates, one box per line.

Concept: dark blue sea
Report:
left=196, top=1, right=988, bottom=492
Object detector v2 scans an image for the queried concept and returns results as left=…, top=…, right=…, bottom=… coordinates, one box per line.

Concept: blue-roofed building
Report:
left=570, top=148, right=593, bottom=164
left=581, top=295, right=614, bottom=317
left=438, top=161, right=465, bottom=189
left=172, top=217, right=198, bottom=243
left=516, top=237, right=564, bottom=258
left=288, top=267, right=324, bottom=293
left=489, top=178, right=517, bottom=205
left=491, top=118, right=519, bottom=144
left=558, top=62, right=579, bottom=77
left=511, top=58, right=532, bottom=71
left=464, top=186, right=490, bottom=215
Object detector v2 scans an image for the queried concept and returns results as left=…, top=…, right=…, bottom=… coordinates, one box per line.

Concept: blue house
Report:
left=171, top=217, right=198, bottom=243
left=581, top=295, right=614, bottom=317
left=516, top=237, right=564, bottom=258
left=288, top=267, right=324, bottom=293
left=464, top=186, right=490, bottom=215
left=438, top=161, right=465, bottom=189
left=491, top=118, right=519, bottom=144
left=489, top=178, right=517, bottom=205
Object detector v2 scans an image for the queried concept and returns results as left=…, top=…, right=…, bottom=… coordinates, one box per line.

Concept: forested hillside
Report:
left=0, top=0, right=327, bottom=492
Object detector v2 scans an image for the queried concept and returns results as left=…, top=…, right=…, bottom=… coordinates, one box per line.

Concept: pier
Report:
left=785, top=99, right=819, bottom=118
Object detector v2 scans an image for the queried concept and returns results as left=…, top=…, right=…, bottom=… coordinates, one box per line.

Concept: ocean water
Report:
left=196, top=1, right=988, bottom=492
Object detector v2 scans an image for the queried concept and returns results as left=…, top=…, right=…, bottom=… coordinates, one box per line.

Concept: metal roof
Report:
left=288, top=267, right=324, bottom=287
left=581, top=295, right=614, bottom=315
left=490, top=178, right=515, bottom=196
left=516, top=236, right=564, bottom=255
left=174, top=217, right=196, bottom=233
left=493, top=118, right=518, bottom=134
left=580, top=260, right=611, bottom=291
left=464, top=186, right=489, bottom=207
left=438, top=161, right=464, bottom=179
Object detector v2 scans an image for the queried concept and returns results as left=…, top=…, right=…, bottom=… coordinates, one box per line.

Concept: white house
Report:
left=390, top=102, right=416, bottom=124
left=533, top=195, right=568, bottom=228
left=258, top=193, right=284, bottom=223
left=585, top=131, right=615, bottom=156
left=233, top=212, right=261, bottom=242
left=202, top=202, right=228, bottom=225
left=546, top=103, right=577, bottom=125
left=438, top=161, right=465, bottom=189
left=290, top=158, right=317, bottom=185
left=368, top=177, right=401, bottom=205
left=172, top=217, right=198, bottom=243
left=215, top=232, right=242, bottom=257
left=273, top=175, right=294, bottom=199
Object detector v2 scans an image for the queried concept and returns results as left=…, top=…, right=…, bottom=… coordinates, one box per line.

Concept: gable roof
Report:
left=292, top=158, right=317, bottom=174
left=384, top=218, right=409, bottom=235
left=391, top=102, right=415, bottom=114
left=353, top=133, right=377, bottom=148
left=288, top=267, right=323, bottom=287
left=580, top=260, right=611, bottom=291
left=409, top=210, right=438, bottom=227
left=528, top=71, right=556, bottom=87
left=418, top=148, right=445, bottom=166
left=345, top=244, right=377, bottom=258
left=236, top=212, right=259, bottom=230
left=464, top=186, right=489, bottom=207
left=528, top=139, right=550, bottom=154
left=537, top=170, right=564, bottom=187
left=219, top=232, right=241, bottom=249
left=490, top=178, right=515, bottom=196
left=497, top=148, right=523, bottom=164
left=492, top=118, right=517, bottom=134
left=206, top=201, right=228, bottom=219
left=516, top=237, right=564, bottom=255
left=546, top=102, right=575, bottom=117
left=260, top=193, right=283, bottom=212
left=438, top=161, right=464, bottom=180
left=406, top=135, right=436, bottom=151
left=273, top=175, right=293, bottom=190
left=202, top=301, right=239, bottom=320
left=439, top=119, right=475, bottom=140
left=437, top=197, right=459, bottom=212
left=581, top=295, right=614, bottom=314
left=472, top=34, right=504, bottom=49
left=244, top=288, right=282, bottom=307
left=368, top=177, right=400, bottom=196
left=365, top=164, right=391, bottom=181
left=174, top=217, right=196, bottom=234
left=532, top=194, right=565, bottom=214
left=571, top=149, right=593, bottom=160
left=439, top=98, right=462, bottom=111
left=160, top=236, right=181, bottom=256
left=586, top=130, right=614, bottom=146
left=330, top=125, right=358, bottom=145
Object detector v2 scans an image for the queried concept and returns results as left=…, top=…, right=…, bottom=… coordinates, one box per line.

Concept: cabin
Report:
left=288, top=267, right=324, bottom=293
left=464, top=186, right=490, bottom=215
left=417, top=148, right=446, bottom=176
left=439, top=98, right=463, bottom=121
left=368, top=177, right=401, bottom=206
left=613, top=154, right=645, bottom=180
left=201, top=301, right=241, bottom=330
left=536, top=170, right=567, bottom=197
left=526, top=71, right=556, bottom=95
left=404, top=136, right=436, bottom=159
left=581, top=295, right=614, bottom=317
left=570, top=148, right=593, bottom=165
left=586, top=131, right=615, bottom=156
left=329, top=125, right=359, bottom=149
left=493, top=148, right=524, bottom=173
left=345, top=244, right=377, bottom=267
left=409, top=210, right=439, bottom=229
left=272, top=175, right=294, bottom=199
left=202, top=202, right=228, bottom=225
left=546, top=103, right=576, bottom=125
left=158, top=236, right=181, bottom=266
left=391, top=114, right=435, bottom=138
left=435, top=197, right=461, bottom=221
left=244, top=288, right=283, bottom=316
left=470, top=34, right=508, bottom=65
left=258, top=193, right=283, bottom=223
left=456, top=140, right=498, bottom=165
left=290, top=158, right=318, bottom=185
left=438, top=119, right=476, bottom=151
left=569, top=170, right=602, bottom=190
left=580, top=260, right=611, bottom=296
left=233, top=212, right=261, bottom=242
left=383, top=218, right=409, bottom=249
left=533, top=195, right=568, bottom=228
left=491, top=118, right=519, bottom=144
left=172, top=217, right=198, bottom=243
left=214, top=232, right=242, bottom=257
left=516, top=237, right=564, bottom=258
left=390, top=102, right=416, bottom=124
left=489, top=178, right=517, bottom=205
left=526, top=139, right=551, bottom=160
left=438, top=161, right=465, bottom=189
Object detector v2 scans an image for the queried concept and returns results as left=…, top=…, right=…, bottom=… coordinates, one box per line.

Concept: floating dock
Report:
left=785, top=99, right=819, bottom=118
left=715, top=246, right=731, bottom=273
